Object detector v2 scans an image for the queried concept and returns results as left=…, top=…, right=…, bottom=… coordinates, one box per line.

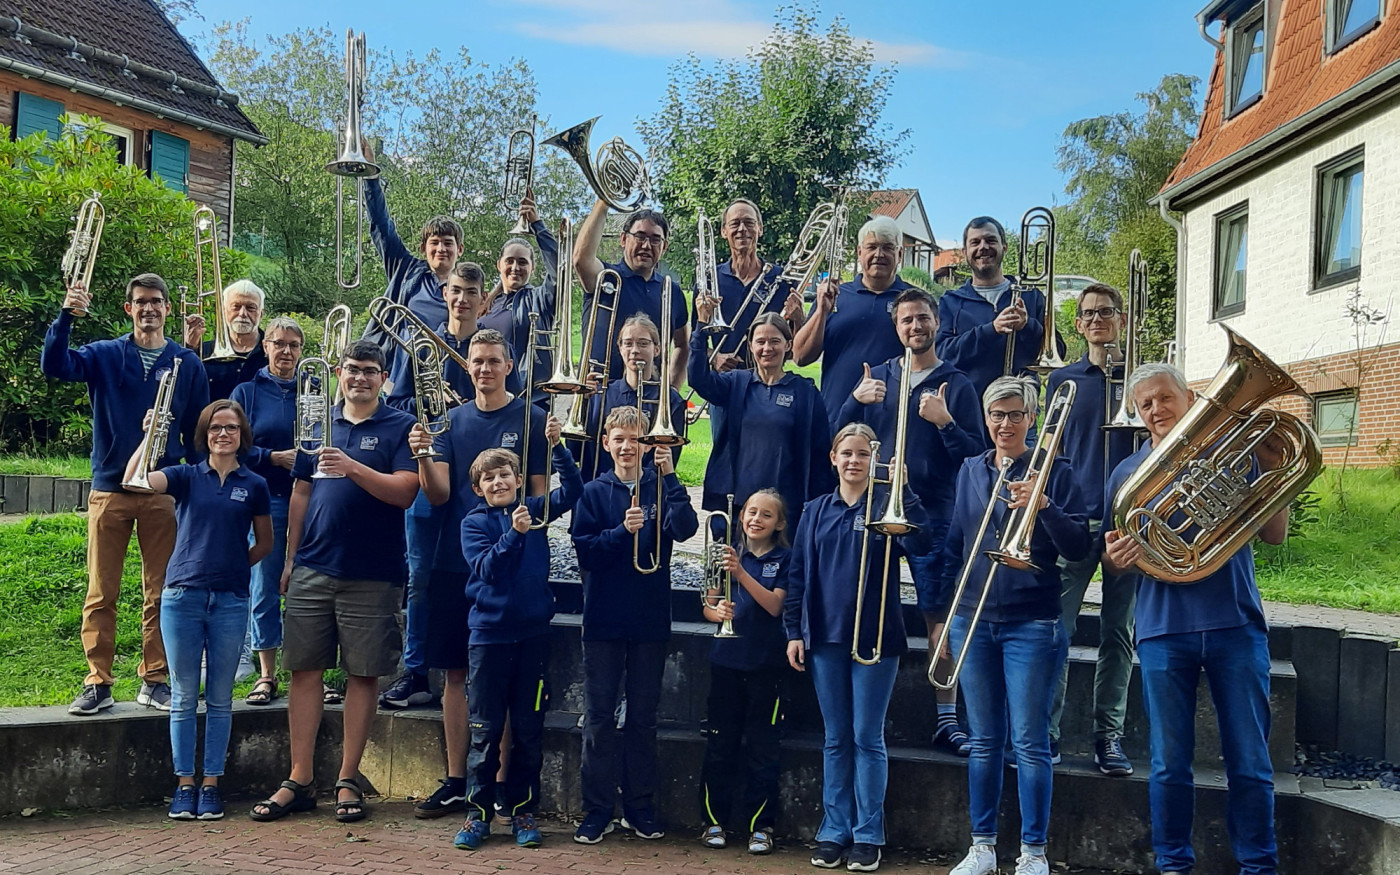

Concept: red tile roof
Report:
left=1162, top=0, right=1400, bottom=195
left=865, top=189, right=916, bottom=220
left=934, top=249, right=964, bottom=271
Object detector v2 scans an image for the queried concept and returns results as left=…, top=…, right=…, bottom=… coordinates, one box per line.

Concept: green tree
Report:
left=637, top=6, right=909, bottom=284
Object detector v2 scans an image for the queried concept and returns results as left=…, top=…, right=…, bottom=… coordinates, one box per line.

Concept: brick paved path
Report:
left=0, top=804, right=973, bottom=875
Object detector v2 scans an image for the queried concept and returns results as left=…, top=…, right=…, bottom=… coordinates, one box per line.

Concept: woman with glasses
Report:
left=940, top=376, right=1089, bottom=875
left=122, top=399, right=272, bottom=821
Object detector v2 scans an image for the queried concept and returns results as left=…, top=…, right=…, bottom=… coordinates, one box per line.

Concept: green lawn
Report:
left=0, top=454, right=91, bottom=479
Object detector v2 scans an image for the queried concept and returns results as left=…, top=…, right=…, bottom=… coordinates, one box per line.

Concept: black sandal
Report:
left=246, top=677, right=278, bottom=706
left=323, top=682, right=343, bottom=705
left=335, top=777, right=367, bottom=823
left=249, top=779, right=316, bottom=822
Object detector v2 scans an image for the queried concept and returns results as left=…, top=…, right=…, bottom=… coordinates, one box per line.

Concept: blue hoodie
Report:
left=477, top=221, right=559, bottom=401
left=460, top=443, right=582, bottom=644
left=361, top=176, right=446, bottom=375
left=230, top=366, right=297, bottom=498
left=936, top=279, right=1060, bottom=401
left=41, top=311, right=209, bottom=492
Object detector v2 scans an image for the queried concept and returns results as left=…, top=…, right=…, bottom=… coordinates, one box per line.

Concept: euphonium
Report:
left=1110, top=327, right=1322, bottom=584
left=1020, top=206, right=1065, bottom=375
left=326, top=29, right=379, bottom=290
left=1104, top=250, right=1149, bottom=432
left=638, top=277, right=688, bottom=448
left=541, top=116, right=650, bottom=212
left=295, top=355, right=343, bottom=479
left=184, top=207, right=238, bottom=362
left=409, top=333, right=449, bottom=459
left=504, top=115, right=536, bottom=236
left=929, top=381, right=1076, bottom=690
left=694, top=211, right=727, bottom=334
left=61, top=191, right=104, bottom=317
left=701, top=495, right=738, bottom=639
left=122, top=359, right=182, bottom=494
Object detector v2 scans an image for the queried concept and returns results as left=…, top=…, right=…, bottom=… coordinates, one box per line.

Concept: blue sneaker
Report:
left=621, top=805, right=664, bottom=839
left=513, top=813, right=543, bottom=847
left=196, top=785, right=224, bottom=820
left=573, top=809, right=615, bottom=844
left=454, top=816, right=490, bottom=850
left=168, top=785, right=197, bottom=820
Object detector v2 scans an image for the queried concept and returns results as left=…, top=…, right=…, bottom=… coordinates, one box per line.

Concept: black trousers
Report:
left=700, top=662, right=784, bottom=832
left=464, top=634, right=551, bottom=818
left=580, top=638, right=667, bottom=816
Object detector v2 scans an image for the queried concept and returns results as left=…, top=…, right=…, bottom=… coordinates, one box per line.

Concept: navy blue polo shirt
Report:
left=160, top=462, right=272, bottom=595
left=429, top=396, right=548, bottom=572
left=291, top=401, right=417, bottom=584
left=1106, top=443, right=1267, bottom=642
left=809, top=275, right=909, bottom=427
left=582, top=260, right=689, bottom=384
left=712, top=546, right=791, bottom=671
left=697, top=260, right=789, bottom=362
left=1046, top=355, right=1140, bottom=521
left=230, top=368, right=297, bottom=498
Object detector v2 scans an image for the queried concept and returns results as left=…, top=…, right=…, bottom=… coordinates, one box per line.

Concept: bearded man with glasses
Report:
left=183, top=279, right=270, bottom=401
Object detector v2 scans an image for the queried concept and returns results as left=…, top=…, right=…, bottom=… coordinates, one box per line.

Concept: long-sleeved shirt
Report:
left=477, top=221, right=559, bottom=400
left=936, top=279, right=1058, bottom=402
left=570, top=468, right=699, bottom=642
left=361, top=177, right=447, bottom=375
left=41, top=311, right=209, bottom=492
left=807, top=275, right=910, bottom=428
left=570, top=377, right=686, bottom=482
left=1045, top=354, right=1140, bottom=521
left=230, top=367, right=297, bottom=498
left=460, top=444, right=582, bottom=644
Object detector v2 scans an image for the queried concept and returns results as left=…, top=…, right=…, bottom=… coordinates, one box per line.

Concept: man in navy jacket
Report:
left=43, top=274, right=209, bottom=716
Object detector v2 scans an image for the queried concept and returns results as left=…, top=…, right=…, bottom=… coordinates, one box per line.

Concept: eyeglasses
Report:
left=1077, top=306, right=1122, bottom=321
left=207, top=424, right=240, bottom=435
left=725, top=219, right=758, bottom=232
left=341, top=365, right=383, bottom=378
left=625, top=231, right=666, bottom=247
left=267, top=340, right=304, bottom=351
left=988, top=410, right=1029, bottom=424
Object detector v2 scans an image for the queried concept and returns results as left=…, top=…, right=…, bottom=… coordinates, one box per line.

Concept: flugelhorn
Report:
left=542, top=116, right=650, bottom=212
left=183, top=206, right=238, bottom=362
left=929, top=380, right=1076, bottom=690
left=504, top=114, right=536, bottom=236
left=326, top=29, right=379, bottom=291
left=1019, top=206, right=1065, bottom=375
left=1110, top=327, right=1322, bottom=583
left=409, top=332, right=449, bottom=459
left=701, top=495, right=738, bottom=638
left=122, top=359, right=182, bottom=494
left=61, top=191, right=104, bottom=317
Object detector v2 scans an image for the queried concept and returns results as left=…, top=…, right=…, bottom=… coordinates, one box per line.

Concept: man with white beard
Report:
left=184, top=279, right=270, bottom=400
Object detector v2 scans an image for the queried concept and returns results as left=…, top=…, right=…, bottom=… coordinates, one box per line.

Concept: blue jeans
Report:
left=951, top=614, right=1066, bottom=850
left=1138, top=624, right=1276, bottom=874
left=807, top=643, right=900, bottom=846
left=403, top=499, right=441, bottom=676
left=161, top=586, right=249, bottom=777
left=246, top=494, right=289, bottom=652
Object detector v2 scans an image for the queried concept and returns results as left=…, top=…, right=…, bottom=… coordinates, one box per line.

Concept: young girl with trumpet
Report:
left=698, top=488, right=791, bottom=856
left=783, top=423, right=929, bottom=872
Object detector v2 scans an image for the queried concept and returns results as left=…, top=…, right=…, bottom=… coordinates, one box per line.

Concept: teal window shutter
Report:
left=14, top=92, right=64, bottom=141
left=149, top=131, right=190, bottom=194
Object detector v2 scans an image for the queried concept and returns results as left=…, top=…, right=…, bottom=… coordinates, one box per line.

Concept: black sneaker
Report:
left=847, top=843, right=882, bottom=872
left=1095, top=737, right=1134, bottom=776
left=68, top=684, right=113, bottom=716
left=620, top=805, right=664, bottom=839
left=379, top=672, right=433, bottom=709
left=414, top=778, right=467, bottom=818
left=136, top=681, right=171, bottom=711
left=811, top=841, right=847, bottom=868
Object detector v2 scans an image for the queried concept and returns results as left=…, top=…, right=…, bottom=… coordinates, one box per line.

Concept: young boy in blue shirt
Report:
left=451, top=435, right=583, bottom=851
left=570, top=406, right=699, bottom=844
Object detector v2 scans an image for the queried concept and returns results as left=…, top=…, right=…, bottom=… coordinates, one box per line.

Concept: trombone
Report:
left=694, top=211, right=727, bottom=334
left=122, top=359, right=181, bottom=493
left=326, top=29, right=380, bottom=290
left=541, top=116, right=650, bottom=212
left=1019, top=206, right=1065, bottom=376
left=61, top=191, right=104, bottom=317
left=519, top=313, right=562, bottom=530
left=560, top=269, right=622, bottom=480
left=534, top=218, right=590, bottom=394
left=638, top=277, right=689, bottom=449
left=1104, top=250, right=1149, bottom=433
left=504, top=114, right=536, bottom=236
left=929, top=381, right=1076, bottom=690
left=183, top=206, right=238, bottom=362
left=701, top=494, right=738, bottom=638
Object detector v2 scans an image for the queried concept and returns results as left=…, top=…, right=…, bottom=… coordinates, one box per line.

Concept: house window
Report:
left=1314, top=389, right=1359, bottom=447
left=1227, top=7, right=1266, bottom=115
left=1213, top=204, right=1248, bottom=318
left=66, top=119, right=135, bottom=166
left=1315, top=150, right=1363, bottom=288
left=1330, top=0, right=1382, bottom=52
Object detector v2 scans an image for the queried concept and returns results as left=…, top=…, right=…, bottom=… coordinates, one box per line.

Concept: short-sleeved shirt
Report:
left=711, top=547, right=791, bottom=671
left=1046, top=355, right=1140, bottom=521
left=291, top=402, right=417, bottom=584
left=810, top=275, right=910, bottom=427
left=160, top=462, right=272, bottom=595
left=582, top=260, right=689, bottom=383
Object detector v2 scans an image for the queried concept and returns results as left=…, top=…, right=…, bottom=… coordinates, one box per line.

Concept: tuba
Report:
left=541, top=116, right=650, bottom=212
left=1018, top=206, right=1065, bottom=375
left=504, top=114, right=536, bottom=236
left=61, top=191, right=105, bottom=317
left=122, top=359, right=182, bottom=493
left=326, top=29, right=380, bottom=291
left=1110, top=327, right=1322, bottom=583
left=183, top=207, right=238, bottom=362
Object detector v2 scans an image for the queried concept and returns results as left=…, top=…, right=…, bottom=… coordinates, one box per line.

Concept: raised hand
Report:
left=852, top=363, right=886, bottom=405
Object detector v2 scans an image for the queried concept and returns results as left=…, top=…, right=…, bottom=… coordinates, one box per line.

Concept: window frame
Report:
left=65, top=118, right=136, bottom=166
left=1328, top=0, right=1383, bottom=55
left=1212, top=202, right=1250, bottom=320
left=1313, top=388, right=1360, bottom=448
left=1224, top=4, right=1267, bottom=117
left=1312, top=147, right=1365, bottom=291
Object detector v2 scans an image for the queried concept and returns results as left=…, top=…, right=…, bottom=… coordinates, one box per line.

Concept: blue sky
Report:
left=184, top=0, right=1215, bottom=247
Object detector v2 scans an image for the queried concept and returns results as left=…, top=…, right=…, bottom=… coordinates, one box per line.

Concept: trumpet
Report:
left=61, top=191, right=104, bottom=317
left=638, top=277, right=688, bottom=448
left=542, top=116, right=650, bottom=212
left=504, top=114, right=536, bottom=236
left=122, top=359, right=182, bottom=493
left=929, top=381, right=1076, bottom=690
left=1103, top=250, right=1149, bottom=432
left=295, top=354, right=343, bottom=479
left=183, top=206, right=238, bottom=362
left=326, top=29, right=380, bottom=290
left=694, top=211, right=727, bottom=334
left=1019, top=206, right=1066, bottom=376
left=409, top=332, right=449, bottom=459
left=701, top=495, right=738, bottom=638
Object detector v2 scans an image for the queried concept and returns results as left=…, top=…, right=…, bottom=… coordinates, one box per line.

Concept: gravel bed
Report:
left=548, top=527, right=706, bottom=589
left=1293, top=745, right=1400, bottom=790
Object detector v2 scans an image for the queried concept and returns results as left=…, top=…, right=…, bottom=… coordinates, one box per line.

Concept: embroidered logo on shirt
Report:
left=230, top=487, right=248, bottom=503
left=359, top=436, right=379, bottom=451
left=1113, top=384, right=1124, bottom=402
left=776, top=393, right=794, bottom=408
left=501, top=431, right=520, bottom=449
left=886, top=300, right=897, bottom=314
left=854, top=513, right=866, bottom=533
left=762, top=562, right=780, bottom=578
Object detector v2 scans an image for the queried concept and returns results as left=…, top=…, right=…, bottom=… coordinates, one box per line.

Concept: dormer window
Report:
left=1227, top=7, right=1266, bottom=115
left=1329, top=0, right=1382, bottom=52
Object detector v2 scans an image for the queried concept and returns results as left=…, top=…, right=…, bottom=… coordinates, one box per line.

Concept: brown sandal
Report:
left=245, top=677, right=278, bottom=706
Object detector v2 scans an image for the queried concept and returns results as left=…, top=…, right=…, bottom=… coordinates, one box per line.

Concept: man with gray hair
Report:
left=184, top=278, right=269, bottom=400
left=793, top=214, right=912, bottom=427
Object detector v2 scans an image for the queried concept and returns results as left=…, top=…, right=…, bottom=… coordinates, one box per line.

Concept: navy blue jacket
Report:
left=361, top=177, right=447, bottom=375
left=808, top=275, right=910, bottom=428
left=460, top=443, right=582, bottom=644
left=571, top=468, right=699, bottom=642
left=936, top=280, right=1057, bottom=401
left=230, top=367, right=297, bottom=498
left=1045, top=354, right=1140, bottom=521
left=571, top=377, right=686, bottom=482
left=836, top=356, right=983, bottom=520
left=782, top=485, right=930, bottom=660
left=201, top=330, right=267, bottom=401
left=41, top=311, right=210, bottom=492
left=940, top=450, right=1090, bottom=624
left=477, top=221, right=559, bottom=400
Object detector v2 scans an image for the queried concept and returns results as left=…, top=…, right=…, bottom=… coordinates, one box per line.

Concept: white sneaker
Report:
left=1013, top=853, right=1049, bottom=875
left=949, top=844, right=998, bottom=875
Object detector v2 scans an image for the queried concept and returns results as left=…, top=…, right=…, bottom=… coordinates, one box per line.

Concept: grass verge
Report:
left=0, top=454, right=91, bottom=479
